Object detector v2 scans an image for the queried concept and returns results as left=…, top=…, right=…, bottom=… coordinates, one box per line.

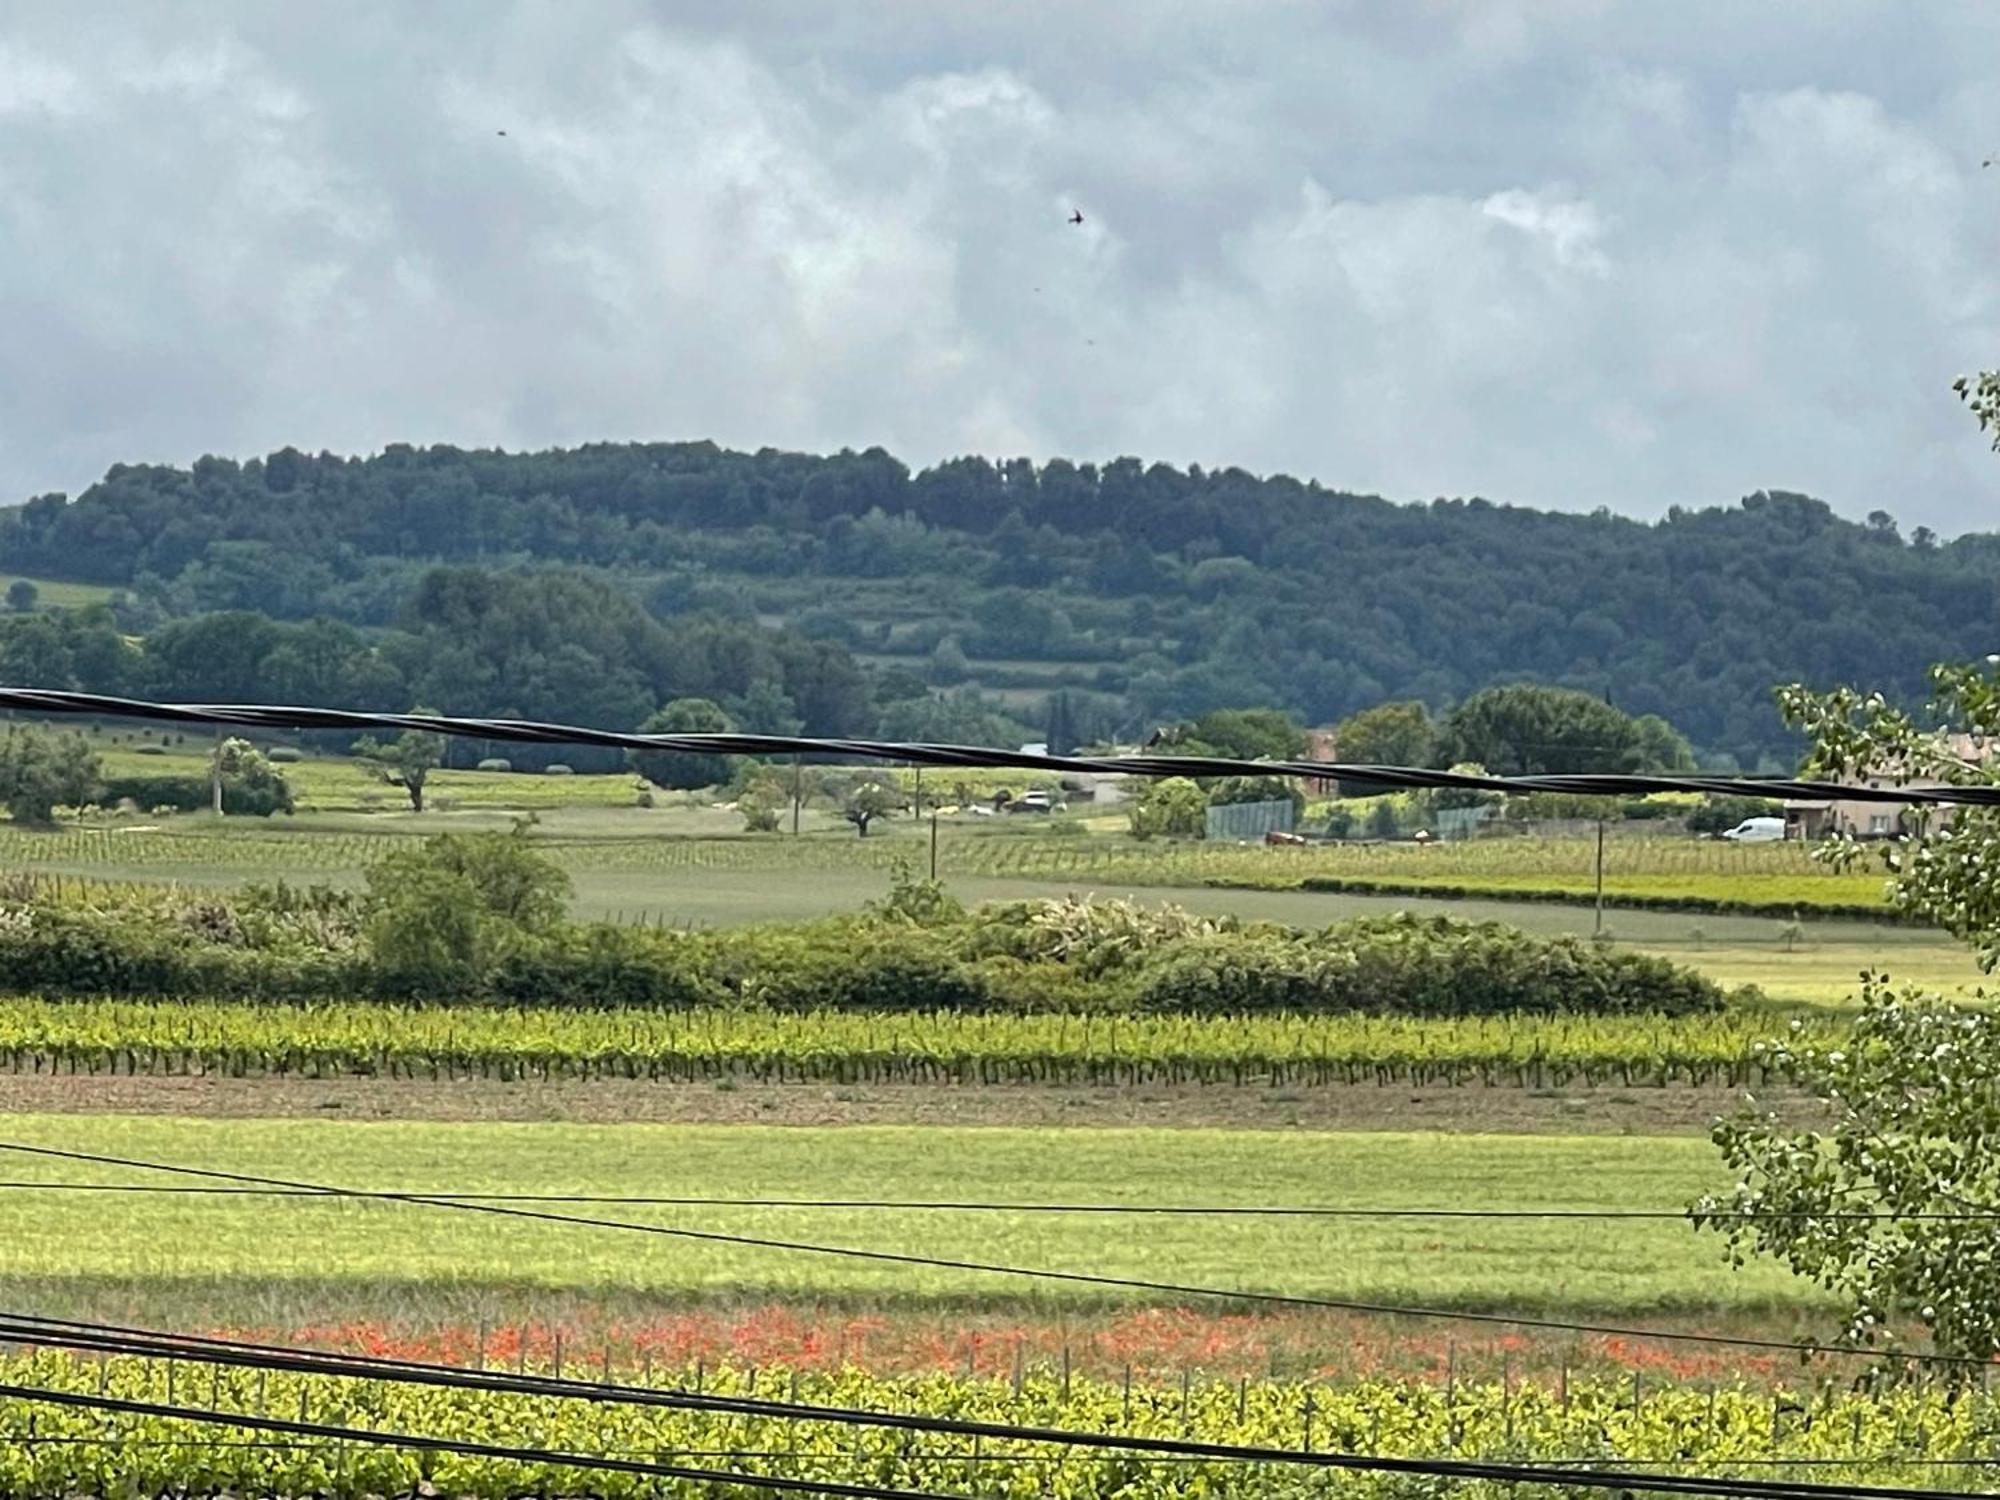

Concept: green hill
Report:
left=5, top=441, right=1991, bottom=763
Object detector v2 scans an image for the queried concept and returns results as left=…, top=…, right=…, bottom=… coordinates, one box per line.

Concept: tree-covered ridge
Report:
left=6, top=440, right=1992, bottom=762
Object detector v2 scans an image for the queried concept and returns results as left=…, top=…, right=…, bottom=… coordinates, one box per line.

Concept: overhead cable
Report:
left=0, top=1141, right=1972, bottom=1373
left=0, top=1313, right=1981, bottom=1500
left=0, top=687, right=1990, bottom=806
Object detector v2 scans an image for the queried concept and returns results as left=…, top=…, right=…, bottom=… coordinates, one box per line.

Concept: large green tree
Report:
left=1333, top=700, right=1435, bottom=769
left=1437, top=684, right=1649, bottom=776
left=1694, top=578, right=2000, bottom=1364
left=0, top=726, right=98, bottom=824
left=352, top=709, right=446, bottom=813
left=630, top=698, right=735, bottom=791
left=1153, top=708, right=1304, bottom=763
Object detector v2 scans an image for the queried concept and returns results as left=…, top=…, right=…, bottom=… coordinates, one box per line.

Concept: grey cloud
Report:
left=0, top=1, right=1997, bottom=531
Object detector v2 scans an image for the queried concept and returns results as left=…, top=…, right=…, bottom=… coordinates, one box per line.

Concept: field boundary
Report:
left=1199, top=874, right=1917, bottom=924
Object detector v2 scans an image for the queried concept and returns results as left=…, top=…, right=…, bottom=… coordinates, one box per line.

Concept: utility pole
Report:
left=209, top=729, right=224, bottom=817
left=929, top=809, right=940, bottom=882
left=1593, top=817, right=1606, bottom=935
left=791, top=754, right=802, bottom=836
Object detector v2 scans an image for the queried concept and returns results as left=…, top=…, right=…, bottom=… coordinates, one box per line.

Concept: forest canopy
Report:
left=4, top=440, right=1988, bottom=764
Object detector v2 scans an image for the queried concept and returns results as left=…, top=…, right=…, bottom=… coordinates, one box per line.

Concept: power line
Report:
left=1, top=687, right=1991, bottom=807
left=0, top=1141, right=1975, bottom=1373
left=0, top=1180, right=1987, bottom=1221
left=0, top=1377, right=976, bottom=1500
left=0, top=1313, right=1985, bottom=1500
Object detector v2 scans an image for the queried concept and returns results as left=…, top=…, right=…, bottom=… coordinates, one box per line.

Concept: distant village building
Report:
left=1783, top=732, right=1990, bottom=841
left=1302, top=727, right=1340, bottom=796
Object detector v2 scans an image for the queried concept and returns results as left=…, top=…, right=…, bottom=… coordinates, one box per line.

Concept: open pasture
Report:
left=0, top=1115, right=1808, bottom=1318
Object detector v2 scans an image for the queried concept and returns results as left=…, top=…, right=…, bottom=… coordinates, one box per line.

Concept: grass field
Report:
left=0, top=573, right=117, bottom=612
left=0, top=810, right=1972, bottom=1006
left=0, top=1115, right=1809, bottom=1318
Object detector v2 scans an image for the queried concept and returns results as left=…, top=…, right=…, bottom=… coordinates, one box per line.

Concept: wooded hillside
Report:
left=6, top=442, right=1988, bottom=764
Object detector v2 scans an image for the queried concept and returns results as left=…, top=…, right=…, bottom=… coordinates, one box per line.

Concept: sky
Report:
left=2, top=2, right=1998, bottom=532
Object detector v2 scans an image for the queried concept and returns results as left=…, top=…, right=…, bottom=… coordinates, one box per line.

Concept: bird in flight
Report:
left=497, top=129, right=508, bottom=137
left=1068, top=208, right=1084, bottom=225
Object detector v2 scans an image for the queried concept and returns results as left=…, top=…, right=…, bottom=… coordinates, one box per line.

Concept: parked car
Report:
left=1005, top=790, right=1056, bottom=814
left=1719, top=816, right=1786, bottom=843
left=1263, top=829, right=1307, bottom=846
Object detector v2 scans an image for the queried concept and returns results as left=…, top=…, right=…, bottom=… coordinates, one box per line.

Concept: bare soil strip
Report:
left=0, top=1074, right=1757, bottom=1133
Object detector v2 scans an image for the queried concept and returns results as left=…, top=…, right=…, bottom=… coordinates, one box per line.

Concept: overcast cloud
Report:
left=2, top=1, right=1997, bottom=530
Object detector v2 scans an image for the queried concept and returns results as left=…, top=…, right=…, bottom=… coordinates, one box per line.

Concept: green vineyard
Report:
left=0, top=998, right=1824, bottom=1087
left=0, top=1349, right=1989, bottom=1498
left=0, top=821, right=1888, bottom=916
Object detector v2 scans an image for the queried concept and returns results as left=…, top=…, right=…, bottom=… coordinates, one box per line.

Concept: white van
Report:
left=1719, top=816, right=1786, bottom=843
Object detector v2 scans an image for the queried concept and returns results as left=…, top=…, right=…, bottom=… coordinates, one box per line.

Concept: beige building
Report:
left=1783, top=733, right=1989, bottom=841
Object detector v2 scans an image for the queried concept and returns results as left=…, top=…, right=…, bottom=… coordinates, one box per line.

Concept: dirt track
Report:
left=0, top=1073, right=1760, bottom=1134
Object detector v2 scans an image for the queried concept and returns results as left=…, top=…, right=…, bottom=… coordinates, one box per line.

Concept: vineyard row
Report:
left=0, top=1350, right=1991, bottom=1499
left=0, top=998, right=1826, bottom=1088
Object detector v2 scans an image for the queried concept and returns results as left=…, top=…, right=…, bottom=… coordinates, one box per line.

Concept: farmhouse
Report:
left=1783, top=732, right=1990, bottom=840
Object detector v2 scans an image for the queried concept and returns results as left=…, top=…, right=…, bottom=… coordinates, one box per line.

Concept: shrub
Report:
left=545, top=764, right=575, bottom=776
left=133, top=744, right=168, bottom=757
left=266, top=746, right=304, bottom=764
left=718, top=926, right=991, bottom=1012
left=1130, top=914, right=1720, bottom=1017
left=476, top=758, right=513, bottom=773
left=488, top=927, right=715, bottom=1008
left=99, top=774, right=292, bottom=818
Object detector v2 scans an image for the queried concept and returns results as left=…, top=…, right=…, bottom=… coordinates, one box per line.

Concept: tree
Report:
left=352, top=709, right=446, bottom=813
left=1333, top=701, right=1435, bottom=773
left=362, top=831, right=571, bottom=991
left=1430, top=761, right=1501, bottom=812
left=5, top=580, right=36, bottom=613
left=213, top=737, right=294, bottom=816
left=1630, top=713, right=1698, bottom=773
left=1437, top=684, right=1647, bottom=776
left=843, top=779, right=903, bottom=837
left=0, top=726, right=98, bottom=823
left=369, top=830, right=571, bottom=932
left=928, top=635, right=970, bottom=687
left=1365, top=799, right=1399, bottom=839
left=1128, top=776, right=1206, bottom=840
left=1155, top=708, right=1304, bottom=762
left=1044, top=690, right=1081, bottom=756
left=630, top=698, right=735, bottom=791
left=1694, top=658, right=2000, bottom=1368
left=728, top=680, right=804, bottom=738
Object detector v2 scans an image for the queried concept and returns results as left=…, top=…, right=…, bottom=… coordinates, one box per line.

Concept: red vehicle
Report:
left=1263, top=829, right=1307, bottom=846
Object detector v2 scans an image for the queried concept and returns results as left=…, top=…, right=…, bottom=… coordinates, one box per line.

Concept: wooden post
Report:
left=791, top=754, right=802, bottom=836
left=929, top=810, right=940, bottom=882
left=210, top=729, right=225, bottom=816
